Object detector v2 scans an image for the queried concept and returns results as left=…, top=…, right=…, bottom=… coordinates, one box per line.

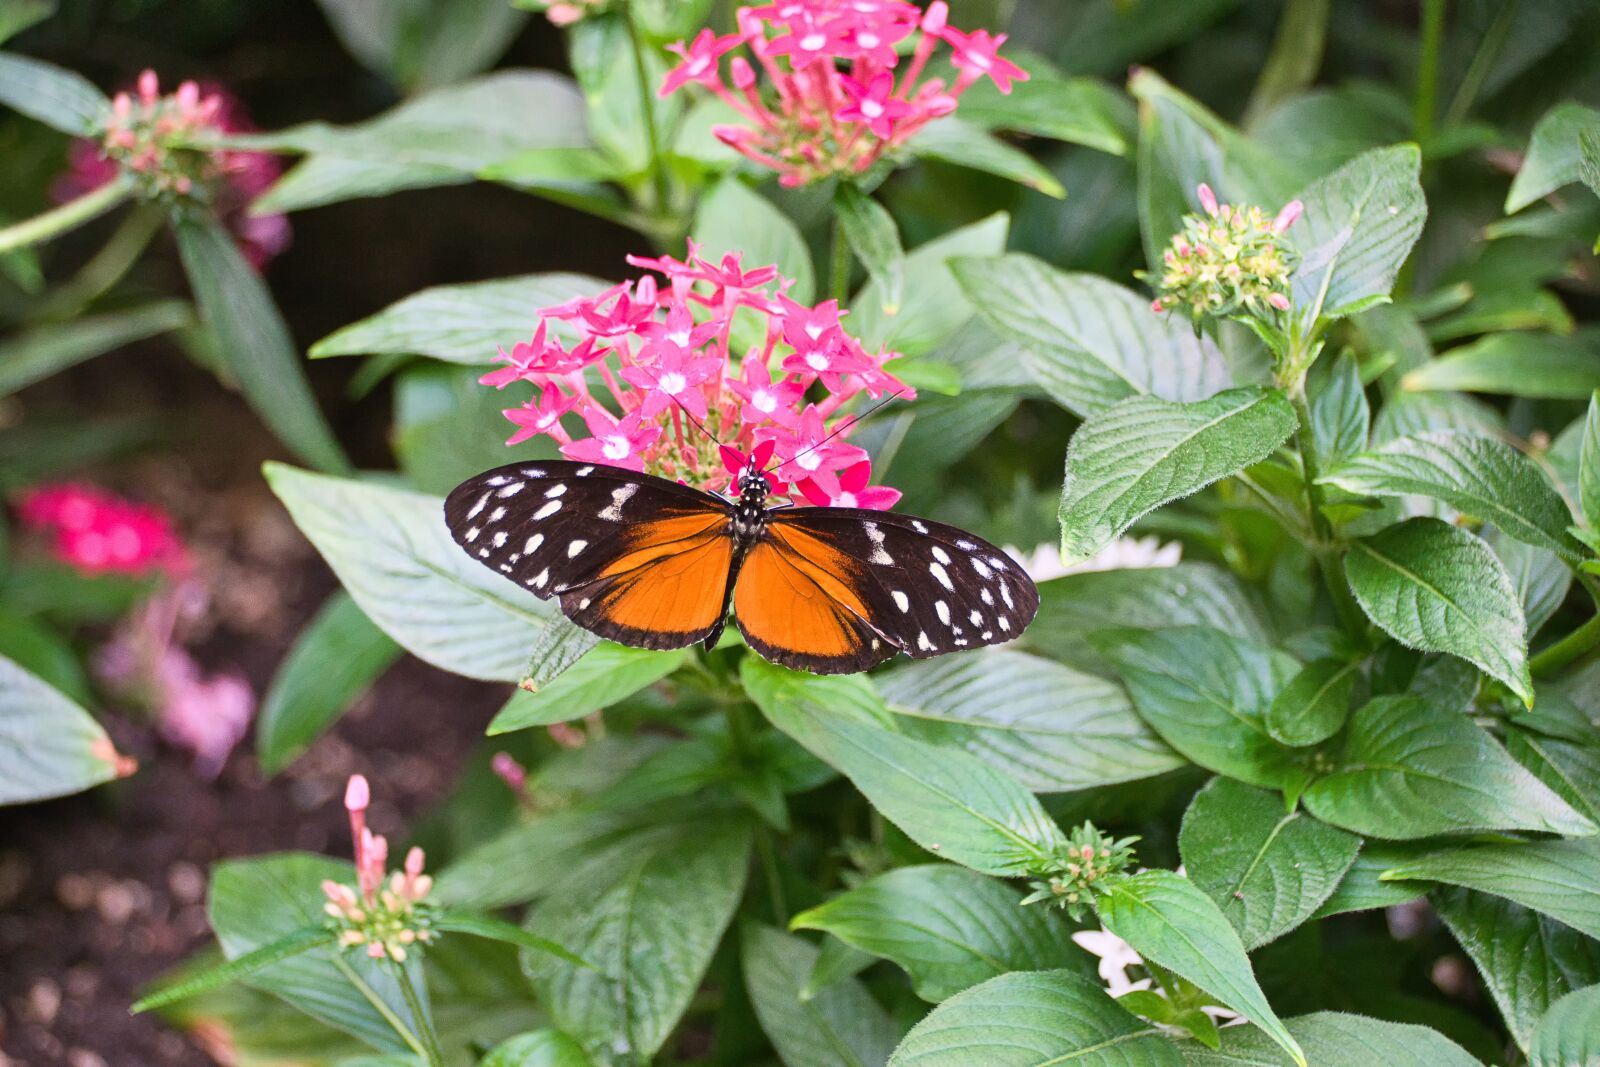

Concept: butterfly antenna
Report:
left=636, top=366, right=722, bottom=446
left=767, top=389, right=905, bottom=475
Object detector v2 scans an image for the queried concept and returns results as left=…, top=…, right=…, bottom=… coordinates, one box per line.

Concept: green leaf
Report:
left=174, top=216, right=350, bottom=474
left=133, top=926, right=336, bottom=1013
left=1323, top=431, right=1580, bottom=561
left=1343, top=518, right=1532, bottom=703
left=522, top=817, right=751, bottom=1062
left=835, top=183, right=905, bottom=317
left=852, top=213, right=1008, bottom=357
left=743, top=924, right=899, bottom=1067
left=791, top=864, right=1090, bottom=1003
left=264, top=464, right=556, bottom=682
left=488, top=643, right=687, bottom=733
left=0, top=52, right=106, bottom=135
left=1489, top=529, right=1571, bottom=639
left=692, top=177, right=814, bottom=304
left=1029, top=563, right=1270, bottom=673
left=311, top=273, right=608, bottom=363
left=1309, top=842, right=1429, bottom=918
left=564, top=14, right=682, bottom=176
left=1176, top=1010, right=1482, bottom=1066
left=1382, top=837, right=1600, bottom=939
left=908, top=118, right=1065, bottom=198
left=1265, top=658, right=1359, bottom=747
left=1302, top=696, right=1595, bottom=838
left=1581, top=392, right=1600, bottom=530
left=952, top=253, right=1230, bottom=418
left=248, top=71, right=589, bottom=213
left=888, top=969, right=1181, bottom=1066
left=1507, top=103, right=1600, bottom=212
left=0, top=301, right=191, bottom=399
left=877, top=649, right=1183, bottom=792
left=1506, top=722, right=1600, bottom=827
left=480, top=1029, right=594, bottom=1067
left=1091, top=627, right=1303, bottom=791
left=0, top=608, right=91, bottom=704
left=256, top=591, right=401, bottom=775
left=742, top=658, right=1067, bottom=876
left=0, top=1, right=54, bottom=47
left=1059, top=387, right=1296, bottom=563
left=1308, top=353, right=1369, bottom=469
left=1098, top=870, right=1305, bottom=1066
left=954, top=59, right=1131, bottom=155
left=315, top=0, right=526, bottom=94
left=0, top=654, right=124, bottom=805
left=1433, top=887, right=1600, bottom=1055
left=518, top=615, right=601, bottom=692
left=1529, top=983, right=1600, bottom=1067
left=1288, top=144, right=1427, bottom=324
left=1402, top=331, right=1600, bottom=400
left=1179, top=777, right=1360, bottom=948
left=431, top=909, right=587, bottom=968
left=208, top=854, right=425, bottom=1053
left=392, top=362, right=560, bottom=495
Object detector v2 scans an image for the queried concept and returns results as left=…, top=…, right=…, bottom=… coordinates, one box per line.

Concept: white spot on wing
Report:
left=568, top=540, right=588, bottom=557
left=956, top=539, right=976, bottom=550
left=496, top=482, right=524, bottom=498
left=525, top=534, right=544, bottom=554
left=533, top=568, right=549, bottom=589
left=467, top=492, right=490, bottom=519
left=969, top=609, right=982, bottom=625
left=931, top=546, right=951, bottom=565
left=575, top=466, right=594, bottom=476
left=999, top=617, right=1010, bottom=631
left=465, top=526, right=480, bottom=543
left=935, top=600, right=950, bottom=625
left=486, top=475, right=509, bottom=487
left=578, top=598, right=591, bottom=610
left=545, top=483, right=568, bottom=498
left=981, top=630, right=993, bottom=640
left=489, top=506, right=507, bottom=523
left=911, top=520, right=928, bottom=534
left=600, top=484, right=638, bottom=521
left=521, top=468, right=546, bottom=478
left=929, top=561, right=954, bottom=591
left=972, top=558, right=992, bottom=579
left=917, top=631, right=934, bottom=651
left=892, top=590, right=910, bottom=613
left=1000, top=582, right=1015, bottom=609
left=491, top=531, right=507, bottom=547
left=533, top=500, right=562, bottom=520
left=980, top=588, right=994, bottom=606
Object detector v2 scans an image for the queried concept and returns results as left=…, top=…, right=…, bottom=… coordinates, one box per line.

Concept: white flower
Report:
left=1072, top=928, right=1148, bottom=996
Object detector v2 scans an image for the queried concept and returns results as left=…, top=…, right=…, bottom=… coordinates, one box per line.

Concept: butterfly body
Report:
left=445, top=459, right=1037, bottom=675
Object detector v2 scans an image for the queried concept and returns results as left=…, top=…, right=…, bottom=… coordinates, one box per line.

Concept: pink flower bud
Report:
left=1268, top=292, right=1291, bottom=311
left=404, top=846, right=425, bottom=878
left=138, top=69, right=159, bottom=105
left=176, top=80, right=200, bottom=111
left=1197, top=183, right=1218, bottom=216
left=731, top=57, right=757, bottom=91
left=344, top=774, right=370, bottom=812
left=112, top=92, right=132, bottom=119
left=922, top=1, right=949, bottom=33
left=1150, top=299, right=1164, bottom=313
left=490, top=751, right=527, bottom=792
left=1273, top=199, right=1303, bottom=233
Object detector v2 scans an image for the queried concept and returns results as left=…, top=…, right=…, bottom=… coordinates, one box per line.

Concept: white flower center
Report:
left=861, top=100, right=884, bottom=118
left=858, top=32, right=879, bottom=48
left=801, top=33, right=826, bottom=50
left=806, top=352, right=830, bottom=371
left=657, top=371, right=687, bottom=395
left=688, top=56, right=710, bottom=75
left=796, top=451, right=823, bottom=471
left=753, top=390, right=777, bottom=412
left=836, top=491, right=857, bottom=507
left=602, top=435, right=631, bottom=460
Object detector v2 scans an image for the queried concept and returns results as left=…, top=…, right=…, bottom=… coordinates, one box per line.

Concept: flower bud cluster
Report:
left=1021, top=822, right=1139, bottom=920
left=1150, top=184, right=1302, bottom=324
left=321, top=775, right=436, bottom=962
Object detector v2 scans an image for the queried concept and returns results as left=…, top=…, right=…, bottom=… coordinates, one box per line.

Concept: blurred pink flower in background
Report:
left=483, top=247, right=910, bottom=507
left=659, top=0, right=1026, bottom=187
left=53, top=69, right=290, bottom=269
left=16, top=483, right=188, bottom=576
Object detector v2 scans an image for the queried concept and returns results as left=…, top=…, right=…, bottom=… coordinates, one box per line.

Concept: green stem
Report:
left=390, top=960, right=444, bottom=1067
left=1443, top=1, right=1512, bottom=125
left=1414, top=0, right=1447, bottom=143
left=1244, top=0, right=1330, bottom=123
left=1288, top=383, right=1367, bottom=638
left=829, top=215, right=851, bottom=304
left=33, top=205, right=163, bottom=322
left=623, top=3, right=672, bottom=220
left=755, top=824, right=788, bottom=924
left=1531, top=579, right=1600, bottom=678
left=0, top=177, right=134, bottom=255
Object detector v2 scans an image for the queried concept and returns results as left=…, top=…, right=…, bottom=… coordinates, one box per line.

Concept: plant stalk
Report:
left=1287, top=383, right=1367, bottom=638
left=34, top=205, right=164, bottom=322
left=0, top=178, right=134, bottom=255
left=1245, top=0, right=1330, bottom=123
left=624, top=3, right=672, bottom=220
left=390, top=960, right=444, bottom=1067
left=830, top=215, right=851, bottom=304
left=1414, top=0, right=1447, bottom=143
left=1531, top=578, right=1600, bottom=678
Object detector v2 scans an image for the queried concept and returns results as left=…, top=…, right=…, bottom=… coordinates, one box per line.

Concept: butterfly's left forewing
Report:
left=755, top=508, right=1038, bottom=665
left=444, top=461, right=736, bottom=650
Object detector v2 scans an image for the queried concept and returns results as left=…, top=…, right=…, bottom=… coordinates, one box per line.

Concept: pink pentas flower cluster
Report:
left=54, top=69, right=290, bottom=269
left=485, top=247, right=911, bottom=509
left=660, top=0, right=1027, bottom=187
left=16, top=483, right=189, bottom=577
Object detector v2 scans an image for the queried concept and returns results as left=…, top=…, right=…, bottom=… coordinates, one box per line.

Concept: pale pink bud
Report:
left=1197, top=183, right=1218, bottom=215
left=404, top=846, right=425, bottom=878
left=1150, top=299, right=1164, bottom=313
left=176, top=80, right=199, bottom=111
left=1273, top=199, right=1303, bottom=233
left=731, top=56, right=757, bottom=91
left=490, top=751, right=527, bottom=793
left=112, top=92, right=132, bottom=119
left=922, top=1, right=949, bottom=33
left=712, top=124, right=750, bottom=146
left=1268, top=292, right=1291, bottom=311
left=367, top=942, right=385, bottom=958
left=138, top=69, right=159, bottom=105
left=344, top=774, right=370, bottom=813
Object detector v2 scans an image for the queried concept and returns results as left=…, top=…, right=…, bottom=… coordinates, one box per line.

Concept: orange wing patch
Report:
left=733, top=528, right=894, bottom=674
left=560, top=513, right=733, bottom=650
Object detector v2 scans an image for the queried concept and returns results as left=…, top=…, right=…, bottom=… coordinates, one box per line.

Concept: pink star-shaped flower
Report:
left=941, top=27, right=1027, bottom=93
left=797, top=460, right=900, bottom=510
left=640, top=301, right=721, bottom=352
left=618, top=344, right=721, bottom=420
left=480, top=321, right=557, bottom=388
left=503, top=382, right=579, bottom=445
left=837, top=73, right=913, bottom=139
left=727, top=358, right=805, bottom=429
left=768, top=404, right=869, bottom=482
left=766, top=15, right=847, bottom=66
left=561, top=404, right=662, bottom=471
left=660, top=29, right=743, bottom=97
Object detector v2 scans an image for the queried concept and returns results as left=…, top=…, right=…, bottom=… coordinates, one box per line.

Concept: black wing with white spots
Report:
left=764, top=507, right=1039, bottom=658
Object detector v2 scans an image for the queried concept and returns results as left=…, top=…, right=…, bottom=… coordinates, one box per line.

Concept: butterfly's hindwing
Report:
left=444, top=461, right=736, bottom=649
left=733, top=537, right=897, bottom=674
left=761, top=508, right=1039, bottom=662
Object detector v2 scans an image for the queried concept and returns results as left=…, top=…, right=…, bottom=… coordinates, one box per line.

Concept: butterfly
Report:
left=444, top=444, right=1038, bottom=675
